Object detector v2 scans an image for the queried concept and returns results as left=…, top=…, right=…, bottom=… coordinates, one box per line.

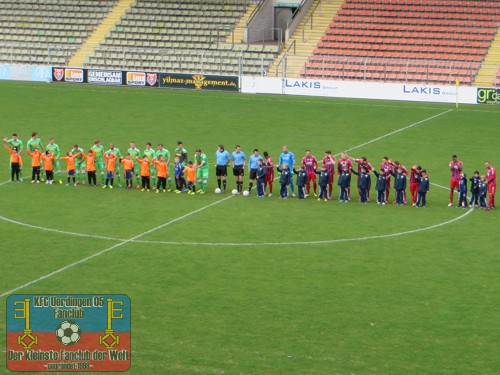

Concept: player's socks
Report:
left=218, top=180, right=221, bottom=189
left=249, top=182, right=253, bottom=192
left=223, top=180, right=227, bottom=191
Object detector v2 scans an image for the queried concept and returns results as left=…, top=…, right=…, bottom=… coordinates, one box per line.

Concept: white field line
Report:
left=0, top=195, right=233, bottom=298
left=129, top=207, right=474, bottom=247
left=0, top=180, right=457, bottom=246
left=0, top=109, right=458, bottom=297
left=339, top=109, right=453, bottom=155
left=0, top=180, right=466, bottom=247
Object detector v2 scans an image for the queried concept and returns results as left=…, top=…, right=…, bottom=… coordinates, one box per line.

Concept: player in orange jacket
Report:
left=102, top=152, right=117, bottom=189
left=152, top=155, right=168, bottom=193
left=27, top=149, right=42, bottom=183
left=81, top=150, right=97, bottom=186
left=120, top=153, right=134, bottom=189
left=135, top=155, right=151, bottom=191
left=60, top=151, right=81, bottom=186
left=4, top=144, right=22, bottom=182
left=183, top=161, right=197, bottom=195
left=41, top=151, right=54, bottom=184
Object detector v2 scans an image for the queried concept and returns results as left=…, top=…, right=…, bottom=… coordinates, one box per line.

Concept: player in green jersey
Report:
left=143, top=142, right=156, bottom=185
left=72, top=144, right=86, bottom=184
left=27, top=132, right=43, bottom=152
left=127, top=141, right=141, bottom=188
left=45, top=137, right=62, bottom=183
left=6, top=133, right=24, bottom=181
left=107, top=143, right=122, bottom=187
left=91, top=140, right=105, bottom=185
left=156, top=143, right=172, bottom=191
left=175, top=141, right=188, bottom=167
left=27, top=132, right=44, bottom=180
left=194, top=148, right=209, bottom=194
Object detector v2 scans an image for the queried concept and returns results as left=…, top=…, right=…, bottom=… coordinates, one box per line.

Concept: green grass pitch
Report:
left=0, top=81, right=499, bottom=374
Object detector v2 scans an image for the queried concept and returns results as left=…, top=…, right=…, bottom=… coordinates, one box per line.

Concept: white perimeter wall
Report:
left=241, top=76, right=479, bottom=104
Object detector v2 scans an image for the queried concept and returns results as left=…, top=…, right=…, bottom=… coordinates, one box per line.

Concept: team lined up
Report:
left=3, top=133, right=496, bottom=208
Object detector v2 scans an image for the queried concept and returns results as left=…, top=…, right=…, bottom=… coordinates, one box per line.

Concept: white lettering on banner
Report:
left=88, top=70, right=122, bottom=84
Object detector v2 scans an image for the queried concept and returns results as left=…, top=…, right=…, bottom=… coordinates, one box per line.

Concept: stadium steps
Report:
left=67, top=0, right=136, bottom=67
left=473, top=31, right=500, bottom=87
left=226, top=3, right=256, bottom=44
left=267, top=0, right=344, bottom=78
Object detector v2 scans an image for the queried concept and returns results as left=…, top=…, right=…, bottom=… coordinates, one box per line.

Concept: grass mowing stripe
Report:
left=0, top=195, right=234, bottom=298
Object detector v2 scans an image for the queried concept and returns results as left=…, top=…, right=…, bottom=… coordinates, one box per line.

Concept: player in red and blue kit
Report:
left=349, top=155, right=373, bottom=200
left=485, top=160, right=496, bottom=208
left=302, top=149, right=318, bottom=196
left=380, top=156, right=394, bottom=202
left=409, top=166, right=422, bottom=206
left=263, top=151, right=274, bottom=197
left=448, top=155, right=463, bottom=206
left=322, top=150, right=336, bottom=199
left=337, top=153, right=353, bottom=200
left=393, top=161, right=408, bottom=204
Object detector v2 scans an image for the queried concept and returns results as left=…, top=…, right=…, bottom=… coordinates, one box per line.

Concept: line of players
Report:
left=3, top=133, right=496, bottom=209
left=216, top=145, right=496, bottom=209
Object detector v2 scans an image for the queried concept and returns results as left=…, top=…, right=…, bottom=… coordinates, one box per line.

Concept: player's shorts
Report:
left=75, top=161, right=86, bottom=171
left=450, top=178, right=460, bottom=189
left=197, top=168, right=209, bottom=180
left=125, top=170, right=133, bottom=180
left=95, top=160, right=105, bottom=171
left=233, top=165, right=244, bottom=177
left=410, top=182, right=419, bottom=193
left=53, top=160, right=61, bottom=170
left=249, top=168, right=258, bottom=180
left=106, top=171, right=115, bottom=179
left=328, top=174, right=334, bottom=185
left=265, top=172, right=274, bottom=183
left=386, top=178, right=391, bottom=190
left=133, top=162, right=140, bottom=175
left=307, top=172, right=316, bottom=182
left=216, top=165, right=227, bottom=177
left=488, top=183, right=496, bottom=195
left=68, top=169, right=75, bottom=177
left=114, top=164, right=120, bottom=173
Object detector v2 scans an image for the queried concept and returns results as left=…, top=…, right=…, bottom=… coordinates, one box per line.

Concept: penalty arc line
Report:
left=0, top=180, right=468, bottom=246
left=128, top=206, right=475, bottom=247
left=0, top=195, right=234, bottom=299
left=0, top=109, right=457, bottom=296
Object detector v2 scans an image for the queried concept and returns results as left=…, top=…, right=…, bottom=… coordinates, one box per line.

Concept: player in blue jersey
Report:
left=231, top=145, right=246, bottom=193
left=247, top=149, right=263, bottom=194
left=279, top=145, right=296, bottom=197
left=215, top=144, right=230, bottom=192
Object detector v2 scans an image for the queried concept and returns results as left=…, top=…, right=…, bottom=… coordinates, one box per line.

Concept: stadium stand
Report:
left=301, top=0, right=500, bottom=85
left=84, top=0, right=277, bottom=76
left=0, top=0, right=117, bottom=65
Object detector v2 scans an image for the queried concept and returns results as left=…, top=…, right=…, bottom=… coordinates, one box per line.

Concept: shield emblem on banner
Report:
left=146, top=73, right=157, bottom=86
left=53, top=68, right=64, bottom=81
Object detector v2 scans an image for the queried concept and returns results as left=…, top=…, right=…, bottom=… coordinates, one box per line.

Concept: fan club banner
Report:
left=6, top=294, right=131, bottom=372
